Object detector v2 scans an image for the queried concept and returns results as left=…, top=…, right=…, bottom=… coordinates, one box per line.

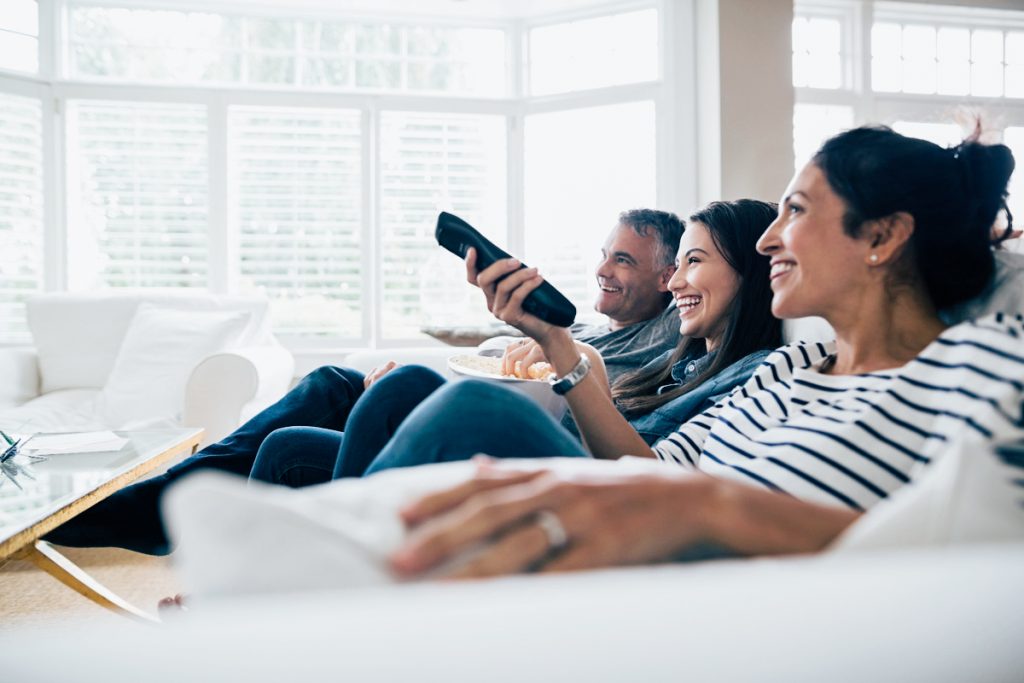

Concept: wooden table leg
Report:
left=16, top=541, right=159, bottom=623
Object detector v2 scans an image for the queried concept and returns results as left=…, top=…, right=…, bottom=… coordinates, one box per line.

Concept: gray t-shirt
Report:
left=570, top=303, right=681, bottom=384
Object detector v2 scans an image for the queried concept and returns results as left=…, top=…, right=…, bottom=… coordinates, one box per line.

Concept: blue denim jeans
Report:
left=249, top=365, right=448, bottom=486
left=365, top=379, right=589, bottom=475
left=45, top=365, right=368, bottom=555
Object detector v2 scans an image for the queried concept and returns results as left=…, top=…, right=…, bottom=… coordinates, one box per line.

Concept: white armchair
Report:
left=0, top=292, right=294, bottom=447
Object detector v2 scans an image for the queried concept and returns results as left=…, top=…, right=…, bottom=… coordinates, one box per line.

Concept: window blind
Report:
left=0, top=93, right=43, bottom=343
left=230, top=106, right=363, bottom=337
left=378, top=111, right=506, bottom=339
left=68, top=101, right=208, bottom=289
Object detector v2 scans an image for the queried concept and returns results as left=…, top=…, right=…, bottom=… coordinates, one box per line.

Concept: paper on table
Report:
left=23, top=431, right=129, bottom=456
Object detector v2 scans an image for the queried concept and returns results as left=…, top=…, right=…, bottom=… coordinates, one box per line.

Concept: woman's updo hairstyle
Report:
left=812, top=125, right=1015, bottom=310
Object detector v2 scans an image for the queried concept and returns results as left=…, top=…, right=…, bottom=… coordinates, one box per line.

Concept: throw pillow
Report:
left=100, top=304, right=252, bottom=428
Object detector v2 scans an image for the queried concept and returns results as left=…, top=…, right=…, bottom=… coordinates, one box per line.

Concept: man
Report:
left=46, top=208, right=684, bottom=555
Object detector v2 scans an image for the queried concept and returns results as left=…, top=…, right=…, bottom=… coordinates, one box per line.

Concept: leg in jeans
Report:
left=249, top=427, right=342, bottom=487
left=44, top=365, right=366, bottom=555
left=365, top=379, right=588, bottom=476
left=248, top=365, right=450, bottom=483
left=332, top=365, right=448, bottom=478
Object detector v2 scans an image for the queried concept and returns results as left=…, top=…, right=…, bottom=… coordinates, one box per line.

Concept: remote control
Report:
left=435, top=211, right=577, bottom=327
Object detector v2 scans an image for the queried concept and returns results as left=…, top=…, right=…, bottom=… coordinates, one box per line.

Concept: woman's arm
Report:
left=468, top=250, right=655, bottom=460
left=541, top=329, right=655, bottom=459
left=389, top=466, right=860, bottom=578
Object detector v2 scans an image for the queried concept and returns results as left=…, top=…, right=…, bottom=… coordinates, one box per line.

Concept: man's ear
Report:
left=865, top=211, right=915, bottom=265
left=657, top=263, right=676, bottom=292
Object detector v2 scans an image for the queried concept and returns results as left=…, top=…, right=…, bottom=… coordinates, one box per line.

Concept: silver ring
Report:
left=536, top=510, right=569, bottom=551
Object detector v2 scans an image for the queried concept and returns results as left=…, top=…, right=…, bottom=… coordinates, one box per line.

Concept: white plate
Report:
left=447, top=354, right=546, bottom=383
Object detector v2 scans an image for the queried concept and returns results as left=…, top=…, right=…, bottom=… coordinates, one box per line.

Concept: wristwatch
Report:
left=549, top=354, right=592, bottom=395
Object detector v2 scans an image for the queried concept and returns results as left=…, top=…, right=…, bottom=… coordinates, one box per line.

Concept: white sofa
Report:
left=0, top=292, right=294, bottom=447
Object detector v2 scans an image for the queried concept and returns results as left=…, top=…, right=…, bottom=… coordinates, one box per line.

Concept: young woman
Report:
left=249, top=199, right=782, bottom=482
left=384, top=125, right=1022, bottom=579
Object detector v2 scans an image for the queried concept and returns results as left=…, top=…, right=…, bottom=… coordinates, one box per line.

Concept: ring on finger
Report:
left=536, top=510, right=569, bottom=552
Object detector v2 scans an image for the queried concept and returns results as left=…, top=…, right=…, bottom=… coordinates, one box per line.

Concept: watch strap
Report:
left=549, top=354, right=592, bottom=395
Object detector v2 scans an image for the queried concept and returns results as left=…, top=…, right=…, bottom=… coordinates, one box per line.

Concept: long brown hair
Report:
left=612, top=200, right=782, bottom=417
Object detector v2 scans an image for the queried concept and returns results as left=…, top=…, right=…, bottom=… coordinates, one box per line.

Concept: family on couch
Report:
left=46, top=208, right=687, bottom=555
left=50, top=125, right=1023, bottom=585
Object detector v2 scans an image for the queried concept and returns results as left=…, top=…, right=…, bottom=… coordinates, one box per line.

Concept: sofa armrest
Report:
left=184, top=346, right=295, bottom=448
left=0, top=347, right=40, bottom=408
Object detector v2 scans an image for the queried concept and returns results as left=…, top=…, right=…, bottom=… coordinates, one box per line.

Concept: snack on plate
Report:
left=447, top=354, right=553, bottom=381
left=525, top=362, right=554, bottom=381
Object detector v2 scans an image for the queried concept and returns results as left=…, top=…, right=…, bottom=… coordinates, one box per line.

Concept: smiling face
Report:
left=667, top=221, right=741, bottom=351
left=755, top=163, right=874, bottom=321
left=594, top=223, right=675, bottom=330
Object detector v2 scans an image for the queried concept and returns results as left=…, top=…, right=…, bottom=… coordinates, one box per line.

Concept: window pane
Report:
left=793, top=104, right=854, bottom=171
left=529, top=9, right=657, bottom=96
left=0, top=93, right=43, bottom=343
left=872, top=22, right=902, bottom=58
left=67, top=102, right=208, bottom=289
left=1007, top=32, right=1024, bottom=65
left=971, top=29, right=1004, bottom=97
left=0, top=30, right=38, bottom=73
left=524, top=102, right=656, bottom=322
left=891, top=120, right=962, bottom=147
left=0, top=0, right=38, bottom=73
left=379, top=112, right=507, bottom=339
left=231, top=107, right=363, bottom=338
left=872, top=56, right=902, bottom=92
left=68, top=7, right=507, bottom=95
left=937, top=28, right=970, bottom=96
left=1007, top=65, right=1024, bottom=98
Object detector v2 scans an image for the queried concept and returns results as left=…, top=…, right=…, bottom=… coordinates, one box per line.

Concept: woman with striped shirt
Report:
left=387, top=125, right=1021, bottom=578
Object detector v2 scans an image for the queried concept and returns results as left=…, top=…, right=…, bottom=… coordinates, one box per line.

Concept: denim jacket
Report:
left=627, top=349, right=773, bottom=446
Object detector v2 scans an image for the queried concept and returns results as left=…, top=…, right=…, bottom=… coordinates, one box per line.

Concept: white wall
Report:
left=694, top=0, right=795, bottom=206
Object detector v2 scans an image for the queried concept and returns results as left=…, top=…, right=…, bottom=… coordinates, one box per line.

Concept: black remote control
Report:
left=435, top=211, right=576, bottom=327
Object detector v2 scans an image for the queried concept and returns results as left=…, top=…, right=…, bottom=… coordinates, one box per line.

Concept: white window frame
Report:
left=0, top=0, right=694, bottom=361
left=796, top=0, right=1024, bottom=133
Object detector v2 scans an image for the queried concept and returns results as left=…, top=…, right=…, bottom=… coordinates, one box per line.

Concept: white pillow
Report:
left=100, top=304, right=251, bottom=428
left=831, top=435, right=1024, bottom=552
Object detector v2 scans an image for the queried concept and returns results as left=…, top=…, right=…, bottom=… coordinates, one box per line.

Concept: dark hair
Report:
left=618, top=208, right=685, bottom=269
left=812, top=125, right=1015, bottom=310
left=612, top=199, right=782, bottom=417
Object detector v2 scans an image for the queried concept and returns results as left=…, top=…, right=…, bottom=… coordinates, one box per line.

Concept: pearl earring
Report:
left=869, top=253, right=879, bottom=264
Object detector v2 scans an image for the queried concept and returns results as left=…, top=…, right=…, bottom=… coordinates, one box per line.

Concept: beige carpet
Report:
left=0, top=546, right=182, bottom=632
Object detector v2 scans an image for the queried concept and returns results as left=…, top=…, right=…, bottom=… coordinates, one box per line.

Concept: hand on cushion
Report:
left=389, top=461, right=716, bottom=579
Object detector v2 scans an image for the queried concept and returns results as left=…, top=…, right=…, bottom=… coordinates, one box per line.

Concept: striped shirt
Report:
left=652, top=313, right=1024, bottom=511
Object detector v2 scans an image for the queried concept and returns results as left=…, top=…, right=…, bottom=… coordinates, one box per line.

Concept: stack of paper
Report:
left=23, top=431, right=129, bottom=456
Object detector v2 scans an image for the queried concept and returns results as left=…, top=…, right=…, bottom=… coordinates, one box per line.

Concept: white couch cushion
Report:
left=27, top=292, right=273, bottom=393
left=99, top=304, right=252, bottom=428
left=0, top=389, right=106, bottom=433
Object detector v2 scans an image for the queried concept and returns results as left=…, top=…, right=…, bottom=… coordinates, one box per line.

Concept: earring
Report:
left=869, top=253, right=879, bottom=264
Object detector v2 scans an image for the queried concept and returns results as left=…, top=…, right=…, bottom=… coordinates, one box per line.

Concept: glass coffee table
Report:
left=0, top=428, right=203, bottom=621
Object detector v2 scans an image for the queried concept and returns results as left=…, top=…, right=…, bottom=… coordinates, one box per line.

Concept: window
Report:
left=0, top=0, right=38, bottom=74
left=0, top=93, right=43, bottom=343
left=792, top=16, right=843, bottom=89
left=528, top=9, right=658, bottom=96
left=66, top=101, right=208, bottom=290
left=872, top=22, right=1024, bottom=98
left=68, top=6, right=508, bottom=96
left=0, top=2, right=671, bottom=349
left=230, top=107, right=363, bottom=338
left=794, top=0, right=1024, bottom=212
left=524, top=101, right=657, bottom=318
left=793, top=103, right=854, bottom=171
left=378, top=112, right=507, bottom=339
